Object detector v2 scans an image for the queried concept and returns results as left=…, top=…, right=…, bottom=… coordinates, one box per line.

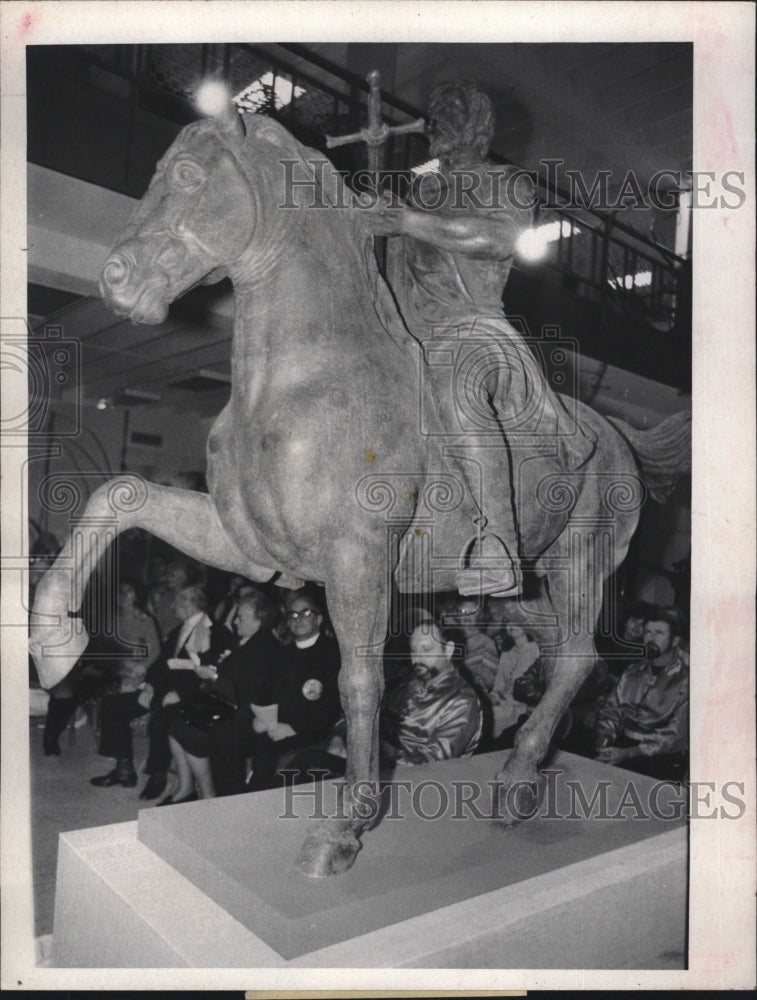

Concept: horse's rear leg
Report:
left=296, top=561, right=387, bottom=878
left=30, top=476, right=294, bottom=688
left=493, top=635, right=597, bottom=824
left=493, top=543, right=611, bottom=824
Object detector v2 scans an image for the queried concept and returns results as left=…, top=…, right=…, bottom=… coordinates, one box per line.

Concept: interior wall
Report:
left=27, top=401, right=212, bottom=550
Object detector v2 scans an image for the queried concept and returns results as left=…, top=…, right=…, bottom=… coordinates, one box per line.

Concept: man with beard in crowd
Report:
left=593, top=606, right=689, bottom=781
left=381, top=621, right=482, bottom=766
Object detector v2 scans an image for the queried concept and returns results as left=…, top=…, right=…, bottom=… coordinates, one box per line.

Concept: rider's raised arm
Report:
left=358, top=166, right=534, bottom=260
left=358, top=201, right=526, bottom=259
left=400, top=206, right=525, bottom=260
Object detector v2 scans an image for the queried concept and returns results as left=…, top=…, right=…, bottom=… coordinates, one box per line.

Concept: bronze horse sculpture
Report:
left=30, top=101, right=691, bottom=877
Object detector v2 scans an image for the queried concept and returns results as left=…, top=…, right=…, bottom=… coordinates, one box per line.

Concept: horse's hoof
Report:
left=30, top=570, right=88, bottom=688
left=295, top=823, right=362, bottom=878
left=491, top=769, right=541, bottom=828
left=29, top=622, right=88, bottom=689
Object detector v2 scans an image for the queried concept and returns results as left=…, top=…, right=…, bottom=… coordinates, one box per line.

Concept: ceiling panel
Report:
left=87, top=337, right=233, bottom=396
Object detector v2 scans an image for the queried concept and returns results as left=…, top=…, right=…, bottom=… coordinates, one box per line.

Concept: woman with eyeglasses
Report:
left=242, top=587, right=342, bottom=792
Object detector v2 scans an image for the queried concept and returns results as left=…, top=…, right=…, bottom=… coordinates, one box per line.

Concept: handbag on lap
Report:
left=178, top=689, right=237, bottom=731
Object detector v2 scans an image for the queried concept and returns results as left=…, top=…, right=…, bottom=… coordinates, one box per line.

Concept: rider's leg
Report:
left=491, top=328, right=597, bottom=472
left=421, top=348, right=522, bottom=596
left=451, top=438, right=522, bottom=597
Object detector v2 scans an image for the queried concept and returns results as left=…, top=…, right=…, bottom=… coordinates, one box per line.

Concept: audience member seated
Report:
left=213, top=573, right=247, bottom=631
left=445, top=597, right=499, bottom=695
left=212, top=587, right=342, bottom=794
left=480, top=596, right=513, bottom=655
left=595, top=600, right=653, bottom=683
left=163, top=588, right=283, bottom=804
left=41, top=580, right=160, bottom=756
left=593, top=606, right=689, bottom=781
left=41, top=672, right=100, bottom=757
left=558, top=658, right=613, bottom=755
left=490, top=625, right=542, bottom=747
left=111, top=581, right=162, bottom=694
left=90, top=584, right=232, bottom=797
left=380, top=621, right=482, bottom=767
left=382, top=604, right=435, bottom=692
left=147, top=559, right=190, bottom=642
left=444, top=597, right=499, bottom=748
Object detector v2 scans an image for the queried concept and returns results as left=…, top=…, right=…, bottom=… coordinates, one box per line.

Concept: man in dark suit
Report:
left=90, top=584, right=232, bottom=798
left=210, top=588, right=342, bottom=795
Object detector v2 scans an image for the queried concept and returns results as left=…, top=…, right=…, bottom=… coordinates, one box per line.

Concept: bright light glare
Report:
left=233, top=71, right=305, bottom=111
left=608, top=270, right=653, bottom=290
left=195, top=80, right=232, bottom=117
left=517, top=219, right=580, bottom=262
left=517, top=228, right=549, bottom=261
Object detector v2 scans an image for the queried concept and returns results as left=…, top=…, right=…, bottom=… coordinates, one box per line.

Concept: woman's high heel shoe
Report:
left=156, top=791, right=198, bottom=807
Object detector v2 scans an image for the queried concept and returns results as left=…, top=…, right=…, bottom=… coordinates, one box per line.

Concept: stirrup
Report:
left=455, top=530, right=522, bottom=598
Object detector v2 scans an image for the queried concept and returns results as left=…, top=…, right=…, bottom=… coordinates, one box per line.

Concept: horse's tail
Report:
left=607, top=410, right=692, bottom=503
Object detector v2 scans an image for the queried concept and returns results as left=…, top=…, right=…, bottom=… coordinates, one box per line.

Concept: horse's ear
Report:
left=215, top=101, right=245, bottom=142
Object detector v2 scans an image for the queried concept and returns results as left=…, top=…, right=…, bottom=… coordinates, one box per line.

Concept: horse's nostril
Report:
left=102, top=255, right=130, bottom=287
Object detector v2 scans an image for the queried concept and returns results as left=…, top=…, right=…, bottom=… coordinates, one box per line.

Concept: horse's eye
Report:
left=170, top=159, right=204, bottom=188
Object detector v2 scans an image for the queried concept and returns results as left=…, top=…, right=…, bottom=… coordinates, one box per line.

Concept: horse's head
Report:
left=100, top=103, right=255, bottom=324
left=100, top=97, right=400, bottom=352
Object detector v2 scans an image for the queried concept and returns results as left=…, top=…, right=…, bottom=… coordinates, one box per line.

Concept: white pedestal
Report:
left=52, top=752, right=687, bottom=968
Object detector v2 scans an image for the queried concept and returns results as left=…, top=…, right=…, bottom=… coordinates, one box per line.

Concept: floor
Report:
left=29, top=710, right=159, bottom=938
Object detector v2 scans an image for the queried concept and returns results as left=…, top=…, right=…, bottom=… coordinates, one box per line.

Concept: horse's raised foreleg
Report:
left=29, top=476, right=296, bottom=688
left=296, top=562, right=387, bottom=877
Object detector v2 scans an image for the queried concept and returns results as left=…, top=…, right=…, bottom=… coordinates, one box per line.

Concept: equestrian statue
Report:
left=30, top=78, right=691, bottom=878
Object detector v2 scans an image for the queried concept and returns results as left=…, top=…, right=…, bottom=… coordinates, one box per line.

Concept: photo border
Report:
left=2, top=1, right=754, bottom=990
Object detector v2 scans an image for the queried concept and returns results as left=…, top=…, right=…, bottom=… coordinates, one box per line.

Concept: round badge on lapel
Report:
left=302, top=678, right=323, bottom=701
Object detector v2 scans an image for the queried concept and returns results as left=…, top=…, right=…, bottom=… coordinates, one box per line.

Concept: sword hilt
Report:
left=325, top=70, right=425, bottom=151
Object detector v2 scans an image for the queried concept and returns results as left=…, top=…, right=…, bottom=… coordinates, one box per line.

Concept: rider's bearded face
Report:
left=427, top=91, right=475, bottom=160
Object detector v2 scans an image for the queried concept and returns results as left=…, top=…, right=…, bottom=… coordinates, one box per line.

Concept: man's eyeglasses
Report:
left=455, top=607, right=479, bottom=616
left=287, top=608, right=317, bottom=620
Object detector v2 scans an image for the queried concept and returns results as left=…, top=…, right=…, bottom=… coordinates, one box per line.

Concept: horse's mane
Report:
left=238, top=114, right=419, bottom=356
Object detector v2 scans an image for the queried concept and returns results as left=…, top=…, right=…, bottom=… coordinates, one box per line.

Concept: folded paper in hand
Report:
left=250, top=703, right=278, bottom=729
left=167, top=657, right=195, bottom=671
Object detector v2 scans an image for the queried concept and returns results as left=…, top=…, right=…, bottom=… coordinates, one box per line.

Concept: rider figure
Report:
left=362, top=80, right=597, bottom=596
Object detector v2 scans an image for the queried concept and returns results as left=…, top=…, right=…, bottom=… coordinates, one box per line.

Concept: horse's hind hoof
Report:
left=295, top=822, right=361, bottom=878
